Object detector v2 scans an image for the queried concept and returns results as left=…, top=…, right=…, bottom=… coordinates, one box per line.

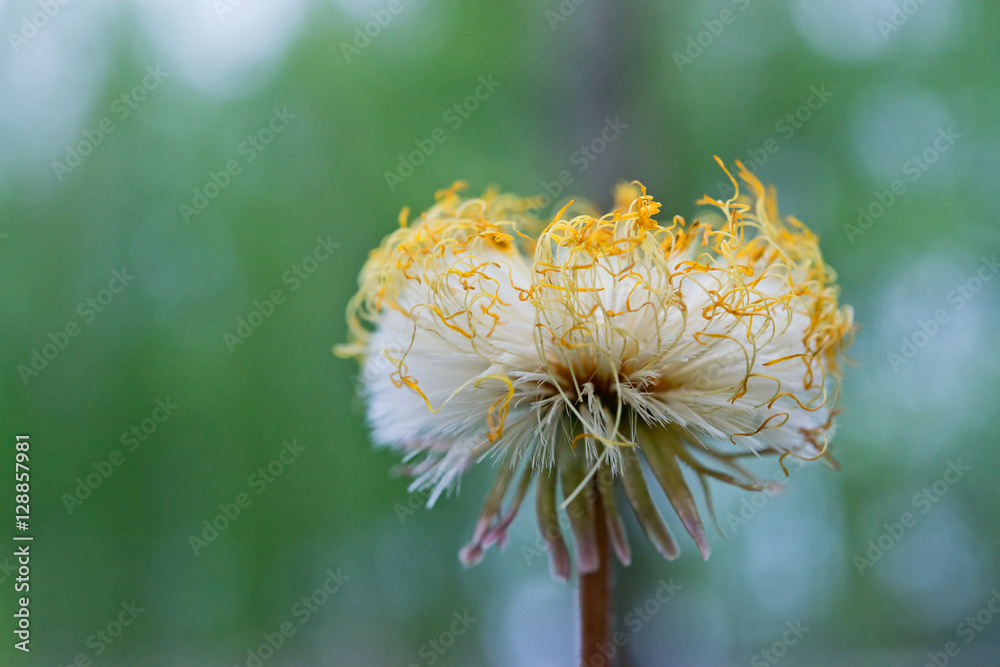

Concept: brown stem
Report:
left=579, top=478, right=613, bottom=667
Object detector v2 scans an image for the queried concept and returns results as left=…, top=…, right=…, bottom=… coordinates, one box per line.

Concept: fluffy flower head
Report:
left=339, top=162, right=853, bottom=577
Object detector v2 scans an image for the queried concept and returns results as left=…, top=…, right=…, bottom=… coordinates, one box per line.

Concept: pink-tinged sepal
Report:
left=620, top=448, right=679, bottom=561
left=558, top=446, right=600, bottom=574
left=536, top=471, right=571, bottom=582
left=482, top=465, right=533, bottom=549
left=641, top=428, right=711, bottom=560
left=597, top=466, right=631, bottom=566
left=459, top=461, right=516, bottom=567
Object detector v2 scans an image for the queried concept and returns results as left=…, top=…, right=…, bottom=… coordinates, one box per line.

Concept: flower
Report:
left=337, top=161, right=853, bottom=580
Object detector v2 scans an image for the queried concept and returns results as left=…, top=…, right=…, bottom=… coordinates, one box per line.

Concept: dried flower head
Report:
left=337, top=160, right=853, bottom=579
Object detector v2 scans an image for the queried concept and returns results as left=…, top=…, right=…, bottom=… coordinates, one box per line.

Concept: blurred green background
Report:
left=2, top=0, right=999, bottom=665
